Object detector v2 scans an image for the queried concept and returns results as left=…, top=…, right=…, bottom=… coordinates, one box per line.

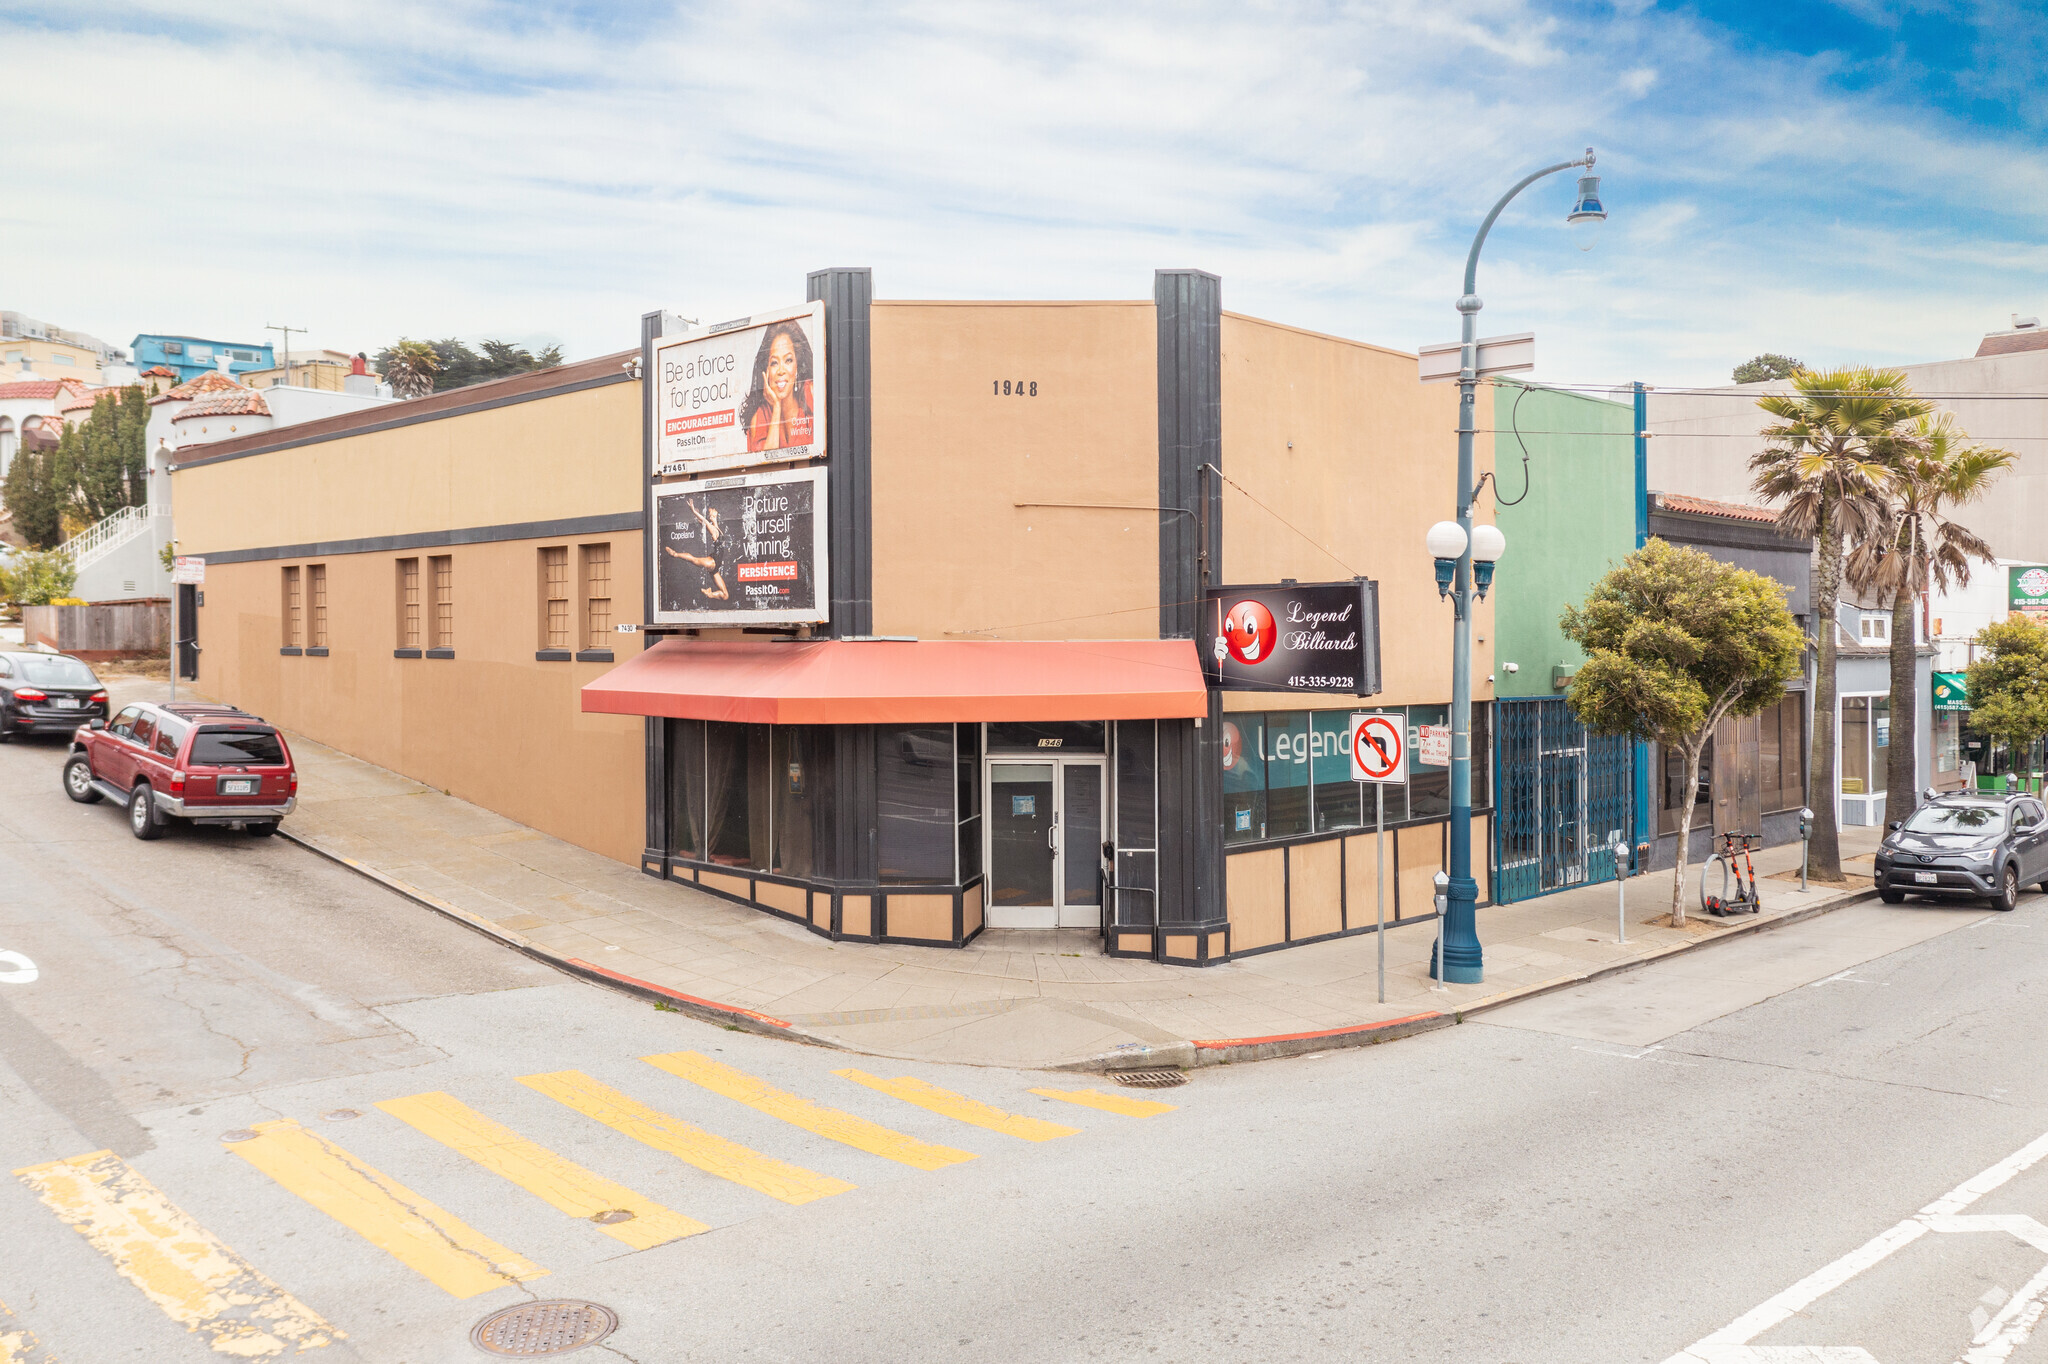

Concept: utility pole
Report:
left=264, top=323, right=306, bottom=386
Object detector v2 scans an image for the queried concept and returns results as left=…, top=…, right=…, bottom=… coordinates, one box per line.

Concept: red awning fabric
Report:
left=580, top=638, right=1209, bottom=725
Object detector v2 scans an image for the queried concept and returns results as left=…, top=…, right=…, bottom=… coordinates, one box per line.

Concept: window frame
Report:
left=396, top=557, right=421, bottom=649
left=581, top=542, right=613, bottom=649
left=538, top=546, right=570, bottom=650
left=429, top=554, right=453, bottom=650
left=281, top=566, right=302, bottom=647
left=307, top=563, right=327, bottom=648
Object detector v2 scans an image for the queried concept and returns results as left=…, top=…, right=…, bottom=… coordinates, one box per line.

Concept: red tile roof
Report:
left=150, top=370, right=243, bottom=405
left=140, top=365, right=177, bottom=377
left=1655, top=492, right=1784, bottom=525
left=171, top=390, right=271, bottom=420
left=58, top=386, right=118, bottom=415
left=1975, top=330, right=2048, bottom=358
left=0, top=378, right=91, bottom=401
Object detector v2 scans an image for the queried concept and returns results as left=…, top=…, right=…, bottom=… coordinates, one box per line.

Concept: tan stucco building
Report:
left=171, top=270, right=1493, bottom=965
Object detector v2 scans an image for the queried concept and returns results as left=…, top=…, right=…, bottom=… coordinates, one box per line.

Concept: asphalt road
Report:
left=2, top=721, right=2044, bottom=1363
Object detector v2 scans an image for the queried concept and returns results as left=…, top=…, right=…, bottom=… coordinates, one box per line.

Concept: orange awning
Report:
left=580, top=638, right=1209, bottom=725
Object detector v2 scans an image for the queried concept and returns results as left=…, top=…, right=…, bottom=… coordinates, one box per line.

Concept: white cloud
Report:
left=2, top=0, right=2045, bottom=390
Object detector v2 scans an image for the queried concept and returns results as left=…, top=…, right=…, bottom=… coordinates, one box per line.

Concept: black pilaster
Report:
left=640, top=310, right=667, bottom=869
left=807, top=269, right=873, bottom=639
left=1153, top=270, right=1226, bottom=955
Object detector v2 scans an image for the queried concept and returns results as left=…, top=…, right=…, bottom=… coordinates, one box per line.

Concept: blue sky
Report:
left=5, top=0, right=2045, bottom=387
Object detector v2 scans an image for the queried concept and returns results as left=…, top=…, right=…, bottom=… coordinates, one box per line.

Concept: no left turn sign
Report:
left=1349, top=712, right=1407, bottom=784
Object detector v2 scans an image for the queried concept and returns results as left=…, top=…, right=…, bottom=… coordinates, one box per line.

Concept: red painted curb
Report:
left=566, top=958, right=793, bottom=1029
left=1191, top=1010, right=1445, bottom=1050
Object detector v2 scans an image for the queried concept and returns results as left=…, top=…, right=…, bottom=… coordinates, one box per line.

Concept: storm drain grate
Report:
left=1111, top=1070, right=1187, bottom=1089
left=470, top=1300, right=619, bottom=1356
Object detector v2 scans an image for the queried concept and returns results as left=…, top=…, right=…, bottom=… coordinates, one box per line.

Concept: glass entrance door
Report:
left=986, top=759, right=1105, bottom=929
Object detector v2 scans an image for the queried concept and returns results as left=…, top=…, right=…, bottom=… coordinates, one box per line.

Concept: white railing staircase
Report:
left=54, top=503, right=170, bottom=573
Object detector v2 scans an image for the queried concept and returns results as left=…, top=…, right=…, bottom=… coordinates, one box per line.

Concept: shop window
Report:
left=396, top=557, right=421, bottom=648
left=773, top=726, right=837, bottom=879
left=1310, top=710, right=1362, bottom=831
left=1263, top=712, right=1312, bottom=838
left=957, top=722, right=983, bottom=882
left=582, top=543, right=613, bottom=648
left=539, top=547, right=570, bottom=649
left=308, top=564, right=327, bottom=647
left=1113, top=721, right=1158, bottom=926
left=705, top=721, right=771, bottom=869
left=1934, top=710, right=1962, bottom=775
left=667, top=718, right=705, bottom=860
left=430, top=554, right=453, bottom=649
left=1761, top=694, right=1805, bottom=812
left=1660, top=736, right=1713, bottom=834
left=1407, top=705, right=1450, bottom=820
left=878, top=723, right=954, bottom=883
left=1222, top=714, right=1267, bottom=844
left=987, top=720, right=1105, bottom=752
left=1840, top=696, right=1889, bottom=795
left=281, top=566, right=302, bottom=647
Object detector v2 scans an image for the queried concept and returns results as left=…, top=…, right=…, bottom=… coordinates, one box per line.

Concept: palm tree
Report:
left=1844, top=414, right=2016, bottom=826
left=1749, top=367, right=1934, bottom=879
left=382, top=338, right=441, bottom=400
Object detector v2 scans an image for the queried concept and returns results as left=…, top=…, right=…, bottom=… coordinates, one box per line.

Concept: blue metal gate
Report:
left=1495, top=698, right=1635, bottom=903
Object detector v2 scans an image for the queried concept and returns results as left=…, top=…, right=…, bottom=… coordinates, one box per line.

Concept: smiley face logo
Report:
left=1220, top=721, right=1243, bottom=770
left=1222, top=599, right=1277, bottom=666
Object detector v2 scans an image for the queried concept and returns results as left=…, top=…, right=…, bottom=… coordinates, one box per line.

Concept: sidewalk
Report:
left=248, top=718, right=1884, bottom=1071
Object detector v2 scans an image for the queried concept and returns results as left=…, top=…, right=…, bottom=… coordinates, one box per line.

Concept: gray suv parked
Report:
left=1873, top=792, right=2048, bottom=912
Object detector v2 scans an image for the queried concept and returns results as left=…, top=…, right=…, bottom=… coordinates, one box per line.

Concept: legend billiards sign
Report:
left=1202, top=580, right=1381, bottom=695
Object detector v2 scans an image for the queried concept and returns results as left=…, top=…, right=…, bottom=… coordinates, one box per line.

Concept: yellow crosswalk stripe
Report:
left=1028, top=1087, right=1177, bottom=1118
left=834, top=1070, right=1080, bottom=1142
left=228, top=1120, right=545, bottom=1300
left=13, top=1149, right=341, bottom=1354
left=376, top=1092, right=708, bottom=1251
left=646, top=1051, right=977, bottom=1171
left=520, top=1070, right=852, bottom=1205
left=1, top=1297, right=61, bottom=1364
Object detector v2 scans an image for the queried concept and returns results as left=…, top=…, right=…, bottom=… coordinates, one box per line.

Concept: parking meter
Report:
left=1798, top=807, right=1815, bottom=892
left=1430, top=871, right=1449, bottom=983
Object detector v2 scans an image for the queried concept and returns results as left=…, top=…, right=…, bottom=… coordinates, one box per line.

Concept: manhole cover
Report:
left=1111, top=1070, right=1187, bottom=1089
left=470, top=1300, right=619, bottom=1356
left=590, top=1209, right=635, bottom=1225
left=322, top=1109, right=361, bottom=1121
left=220, top=1129, right=259, bottom=1143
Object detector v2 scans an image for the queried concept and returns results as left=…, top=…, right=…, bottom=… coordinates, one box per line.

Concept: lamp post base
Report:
left=1431, top=874, right=1484, bottom=984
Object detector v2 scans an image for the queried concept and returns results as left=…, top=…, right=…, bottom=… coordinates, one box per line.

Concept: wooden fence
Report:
left=23, top=600, right=169, bottom=660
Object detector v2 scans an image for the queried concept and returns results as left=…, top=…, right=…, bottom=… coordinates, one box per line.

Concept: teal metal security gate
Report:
left=1495, top=698, right=1635, bottom=903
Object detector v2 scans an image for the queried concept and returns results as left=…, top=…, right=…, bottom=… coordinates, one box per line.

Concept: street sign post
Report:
left=1350, top=712, right=1408, bottom=1003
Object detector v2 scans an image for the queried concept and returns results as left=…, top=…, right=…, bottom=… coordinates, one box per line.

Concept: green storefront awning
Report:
left=1933, top=671, right=1969, bottom=712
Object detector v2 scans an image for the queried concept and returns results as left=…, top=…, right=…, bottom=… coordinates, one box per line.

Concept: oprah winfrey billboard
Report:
left=652, top=301, right=827, bottom=477
left=1202, top=580, right=1381, bottom=695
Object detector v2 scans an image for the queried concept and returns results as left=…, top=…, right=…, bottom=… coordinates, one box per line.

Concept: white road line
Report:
left=1571, top=1043, right=1698, bottom=1067
left=1662, top=1127, right=2048, bottom=1364
left=1695, top=1349, right=1878, bottom=1362
left=0, top=951, right=36, bottom=985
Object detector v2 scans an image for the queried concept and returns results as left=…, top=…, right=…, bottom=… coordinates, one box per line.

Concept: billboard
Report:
left=1202, top=580, right=1381, bottom=695
left=652, top=301, right=827, bottom=477
left=650, top=467, right=828, bottom=626
left=2010, top=565, right=2048, bottom=623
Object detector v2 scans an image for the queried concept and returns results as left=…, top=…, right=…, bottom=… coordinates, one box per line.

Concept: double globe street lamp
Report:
left=1425, top=149, right=1607, bottom=985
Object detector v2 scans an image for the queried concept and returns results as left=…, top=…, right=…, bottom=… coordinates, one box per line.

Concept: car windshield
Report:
left=16, top=655, right=100, bottom=688
left=190, top=727, right=286, bottom=766
left=1902, top=805, right=2004, bottom=834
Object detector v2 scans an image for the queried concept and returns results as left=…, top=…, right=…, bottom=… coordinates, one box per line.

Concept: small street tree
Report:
left=3, top=443, right=65, bottom=549
left=1750, top=366, right=1934, bottom=880
left=1562, top=538, right=1805, bottom=924
left=1, top=548, right=79, bottom=605
left=1733, top=353, right=1804, bottom=384
left=1965, top=618, right=2048, bottom=785
left=1845, top=413, right=2015, bottom=825
left=53, top=385, right=149, bottom=525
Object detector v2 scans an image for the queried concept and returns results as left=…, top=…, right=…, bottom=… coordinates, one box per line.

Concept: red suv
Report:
left=64, top=701, right=297, bottom=840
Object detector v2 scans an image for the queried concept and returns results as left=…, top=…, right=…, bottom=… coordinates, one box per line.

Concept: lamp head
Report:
left=1425, top=520, right=1468, bottom=560
left=1469, top=523, right=1506, bottom=563
left=1473, top=559, right=1497, bottom=599
left=1433, top=557, right=1457, bottom=599
left=1567, top=170, right=1606, bottom=252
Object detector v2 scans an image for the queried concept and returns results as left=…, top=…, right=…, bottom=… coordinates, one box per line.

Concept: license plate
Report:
left=1914, top=871, right=1938, bottom=884
left=54, top=698, right=80, bottom=709
left=218, top=778, right=258, bottom=795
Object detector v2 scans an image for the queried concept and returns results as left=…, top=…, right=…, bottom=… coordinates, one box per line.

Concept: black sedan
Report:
left=0, top=651, right=110, bottom=740
left=1874, top=792, right=2048, bottom=912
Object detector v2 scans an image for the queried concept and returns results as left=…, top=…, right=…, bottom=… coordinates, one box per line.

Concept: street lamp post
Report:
left=1430, top=148, right=1606, bottom=984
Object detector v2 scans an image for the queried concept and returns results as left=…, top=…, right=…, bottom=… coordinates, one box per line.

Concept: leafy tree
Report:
left=3, top=443, right=64, bottom=549
left=1749, top=367, right=1934, bottom=878
left=1562, top=539, right=1804, bottom=922
left=381, top=338, right=441, bottom=399
left=53, top=385, right=148, bottom=525
left=1845, top=413, right=2015, bottom=824
left=2, top=548, right=79, bottom=604
left=1965, top=618, right=2048, bottom=781
left=1733, top=353, right=1805, bottom=384
left=374, top=336, right=563, bottom=394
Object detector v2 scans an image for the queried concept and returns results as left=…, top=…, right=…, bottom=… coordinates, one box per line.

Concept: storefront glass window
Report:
left=1113, top=721, right=1158, bottom=927
left=1407, top=704, right=1450, bottom=820
left=705, top=721, right=771, bottom=869
left=667, top=718, right=705, bottom=860
left=1310, top=710, right=1361, bottom=832
left=1263, top=712, right=1312, bottom=838
left=1873, top=696, right=1890, bottom=789
left=987, top=721, right=1105, bottom=752
left=1935, top=711, right=1961, bottom=774
left=772, top=726, right=836, bottom=879
left=957, top=722, right=983, bottom=883
left=877, top=723, right=954, bottom=883
left=1222, top=714, right=1267, bottom=844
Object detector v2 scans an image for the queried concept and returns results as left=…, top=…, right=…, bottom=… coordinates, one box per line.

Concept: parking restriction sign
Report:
left=1349, top=712, right=1406, bottom=784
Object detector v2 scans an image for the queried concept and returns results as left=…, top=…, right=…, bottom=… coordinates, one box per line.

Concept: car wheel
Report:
left=1990, top=864, right=2019, bottom=912
left=128, top=785, right=165, bottom=841
left=0, top=720, right=13, bottom=743
left=1879, top=887, right=1905, bottom=904
left=63, top=756, right=101, bottom=804
left=245, top=821, right=278, bottom=838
